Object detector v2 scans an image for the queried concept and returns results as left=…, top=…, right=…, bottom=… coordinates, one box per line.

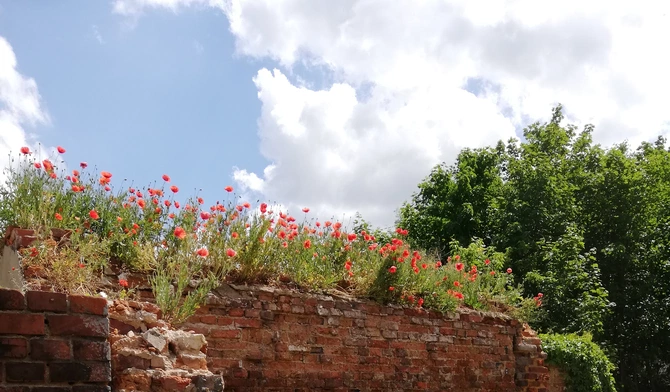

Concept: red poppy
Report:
left=20, top=146, right=30, bottom=155
left=57, top=146, right=66, bottom=153
left=34, top=162, right=42, bottom=169
left=347, top=233, right=357, bottom=242
left=388, top=286, right=395, bottom=291
left=389, top=266, right=397, bottom=273
left=200, top=212, right=211, bottom=220
left=137, top=199, right=146, bottom=208
left=196, top=248, right=209, bottom=257
left=260, top=203, right=268, bottom=213
left=417, top=298, right=424, bottom=307
left=101, top=171, right=112, bottom=179
left=455, top=263, right=464, bottom=271
left=54, top=213, right=63, bottom=221
left=80, top=162, right=88, bottom=168
left=243, top=202, right=251, bottom=209
left=89, top=210, right=99, bottom=220
left=225, top=186, right=233, bottom=192
left=162, top=174, right=170, bottom=182
left=119, top=279, right=129, bottom=288
left=232, top=232, right=239, bottom=239
left=50, top=172, right=57, bottom=179
left=302, top=207, right=310, bottom=213
left=506, top=268, right=512, bottom=274
left=42, top=159, right=54, bottom=172
left=303, top=239, right=312, bottom=249
left=484, top=259, right=491, bottom=265
left=167, top=185, right=177, bottom=194
left=282, top=241, right=288, bottom=248
left=226, top=248, right=237, bottom=257
left=104, top=186, right=111, bottom=192
left=453, top=281, right=460, bottom=287
left=453, top=291, right=464, bottom=300
left=490, top=271, right=495, bottom=276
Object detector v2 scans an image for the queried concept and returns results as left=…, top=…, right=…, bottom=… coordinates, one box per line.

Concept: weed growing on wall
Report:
left=0, top=146, right=541, bottom=323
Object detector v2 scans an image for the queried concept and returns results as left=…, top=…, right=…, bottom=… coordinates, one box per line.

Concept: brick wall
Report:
left=181, top=284, right=552, bottom=392
left=0, top=288, right=111, bottom=391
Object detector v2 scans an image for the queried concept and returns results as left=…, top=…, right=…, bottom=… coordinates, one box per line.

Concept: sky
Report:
left=1, top=1, right=669, bottom=228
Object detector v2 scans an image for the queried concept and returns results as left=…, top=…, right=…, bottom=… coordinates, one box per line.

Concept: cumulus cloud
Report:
left=115, top=0, right=670, bottom=226
left=0, top=36, right=49, bottom=182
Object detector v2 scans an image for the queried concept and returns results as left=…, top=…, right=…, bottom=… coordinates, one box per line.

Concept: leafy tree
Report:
left=398, top=106, right=670, bottom=391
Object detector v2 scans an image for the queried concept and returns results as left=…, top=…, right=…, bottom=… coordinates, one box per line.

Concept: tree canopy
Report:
left=398, top=105, right=670, bottom=391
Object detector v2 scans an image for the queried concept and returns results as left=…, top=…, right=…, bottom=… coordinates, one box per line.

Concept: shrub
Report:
left=540, top=333, right=617, bottom=392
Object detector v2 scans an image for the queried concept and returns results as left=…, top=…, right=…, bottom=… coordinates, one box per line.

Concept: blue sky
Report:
left=0, top=1, right=274, bottom=206
left=1, top=1, right=668, bottom=227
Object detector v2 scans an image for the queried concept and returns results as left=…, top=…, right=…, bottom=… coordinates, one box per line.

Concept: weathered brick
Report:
left=0, top=337, right=28, bottom=358
left=5, top=362, right=45, bottom=382
left=72, top=386, right=111, bottom=392
left=26, top=291, right=68, bottom=312
left=73, top=339, right=110, bottom=361
left=69, top=294, right=108, bottom=316
left=31, top=387, right=72, bottom=392
left=50, top=361, right=111, bottom=382
left=47, top=314, right=109, bottom=337
left=31, top=338, right=71, bottom=360
left=0, top=313, right=45, bottom=335
left=0, top=288, right=25, bottom=310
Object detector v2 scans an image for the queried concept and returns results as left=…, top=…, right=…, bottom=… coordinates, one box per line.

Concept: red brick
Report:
left=30, top=338, right=71, bottom=360
left=26, top=291, right=68, bottom=312
left=0, top=313, right=45, bottom=335
left=0, top=337, right=28, bottom=358
left=47, top=314, right=109, bottom=337
left=5, top=362, right=45, bottom=382
left=49, top=361, right=111, bottom=382
left=69, top=294, right=108, bottom=316
left=73, top=339, right=110, bottom=361
left=0, top=288, right=25, bottom=310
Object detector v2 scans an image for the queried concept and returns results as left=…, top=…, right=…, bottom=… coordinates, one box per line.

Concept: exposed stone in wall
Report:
left=109, top=300, right=224, bottom=391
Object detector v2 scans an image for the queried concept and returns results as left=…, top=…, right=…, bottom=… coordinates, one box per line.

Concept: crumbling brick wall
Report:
left=180, top=284, right=553, bottom=392
left=0, top=288, right=111, bottom=391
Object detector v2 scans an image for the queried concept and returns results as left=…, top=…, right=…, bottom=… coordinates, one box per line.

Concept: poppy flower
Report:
left=89, top=210, right=99, bottom=220
left=119, top=279, right=129, bottom=288
left=162, top=174, right=170, bottom=182
left=282, top=241, right=288, bottom=248
left=260, top=203, right=267, bottom=213
left=347, top=233, right=357, bottom=242
left=455, top=263, right=464, bottom=271
left=104, top=186, right=111, bottom=192
left=200, top=212, right=211, bottom=220
left=54, top=213, right=63, bottom=221
left=490, top=271, right=495, bottom=276
left=417, top=298, right=424, bottom=307
left=388, top=286, right=395, bottom=291
left=137, top=199, right=146, bottom=208
left=20, top=146, right=30, bottom=155
left=484, top=259, right=491, bottom=265
left=170, top=185, right=178, bottom=193
left=302, top=207, right=310, bottom=213
left=303, top=239, right=311, bottom=249
left=42, top=159, right=54, bottom=172
left=196, top=248, right=209, bottom=257
left=243, top=202, right=251, bottom=209
left=80, top=162, right=88, bottom=168
left=389, top=266, right=397, bottom=273
left=232, top=232, right=239, bottom=239
left=57, top=146, right=66, bottom=153
left=34, top=162, right=42, bottom=169
left=226, top=248, right=237, bottom=257
left=225, top=186, right=233, bottom=192
left=506, top=268, right=512, bottom=274
left=454, top=281, right=460, bottom=287
left=101, top=171, right=112, bottom=179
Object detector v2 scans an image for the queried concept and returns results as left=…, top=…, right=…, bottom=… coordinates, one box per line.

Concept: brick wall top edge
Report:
left=209, top=283, right=516, bottom=324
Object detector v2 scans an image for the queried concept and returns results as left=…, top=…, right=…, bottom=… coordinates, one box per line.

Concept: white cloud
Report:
left=92, top=25, right=105, bottom=44
left=112, top=0, right=225, bottom=16
left=0, top=36, right=49, bottom=182
left=115, top=0, right=670, bottom=227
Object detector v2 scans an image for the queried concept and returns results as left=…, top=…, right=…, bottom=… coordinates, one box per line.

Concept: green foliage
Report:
left=540, top=333, right=617, bottom=392
left=398, top=106, right=670, bottom=391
